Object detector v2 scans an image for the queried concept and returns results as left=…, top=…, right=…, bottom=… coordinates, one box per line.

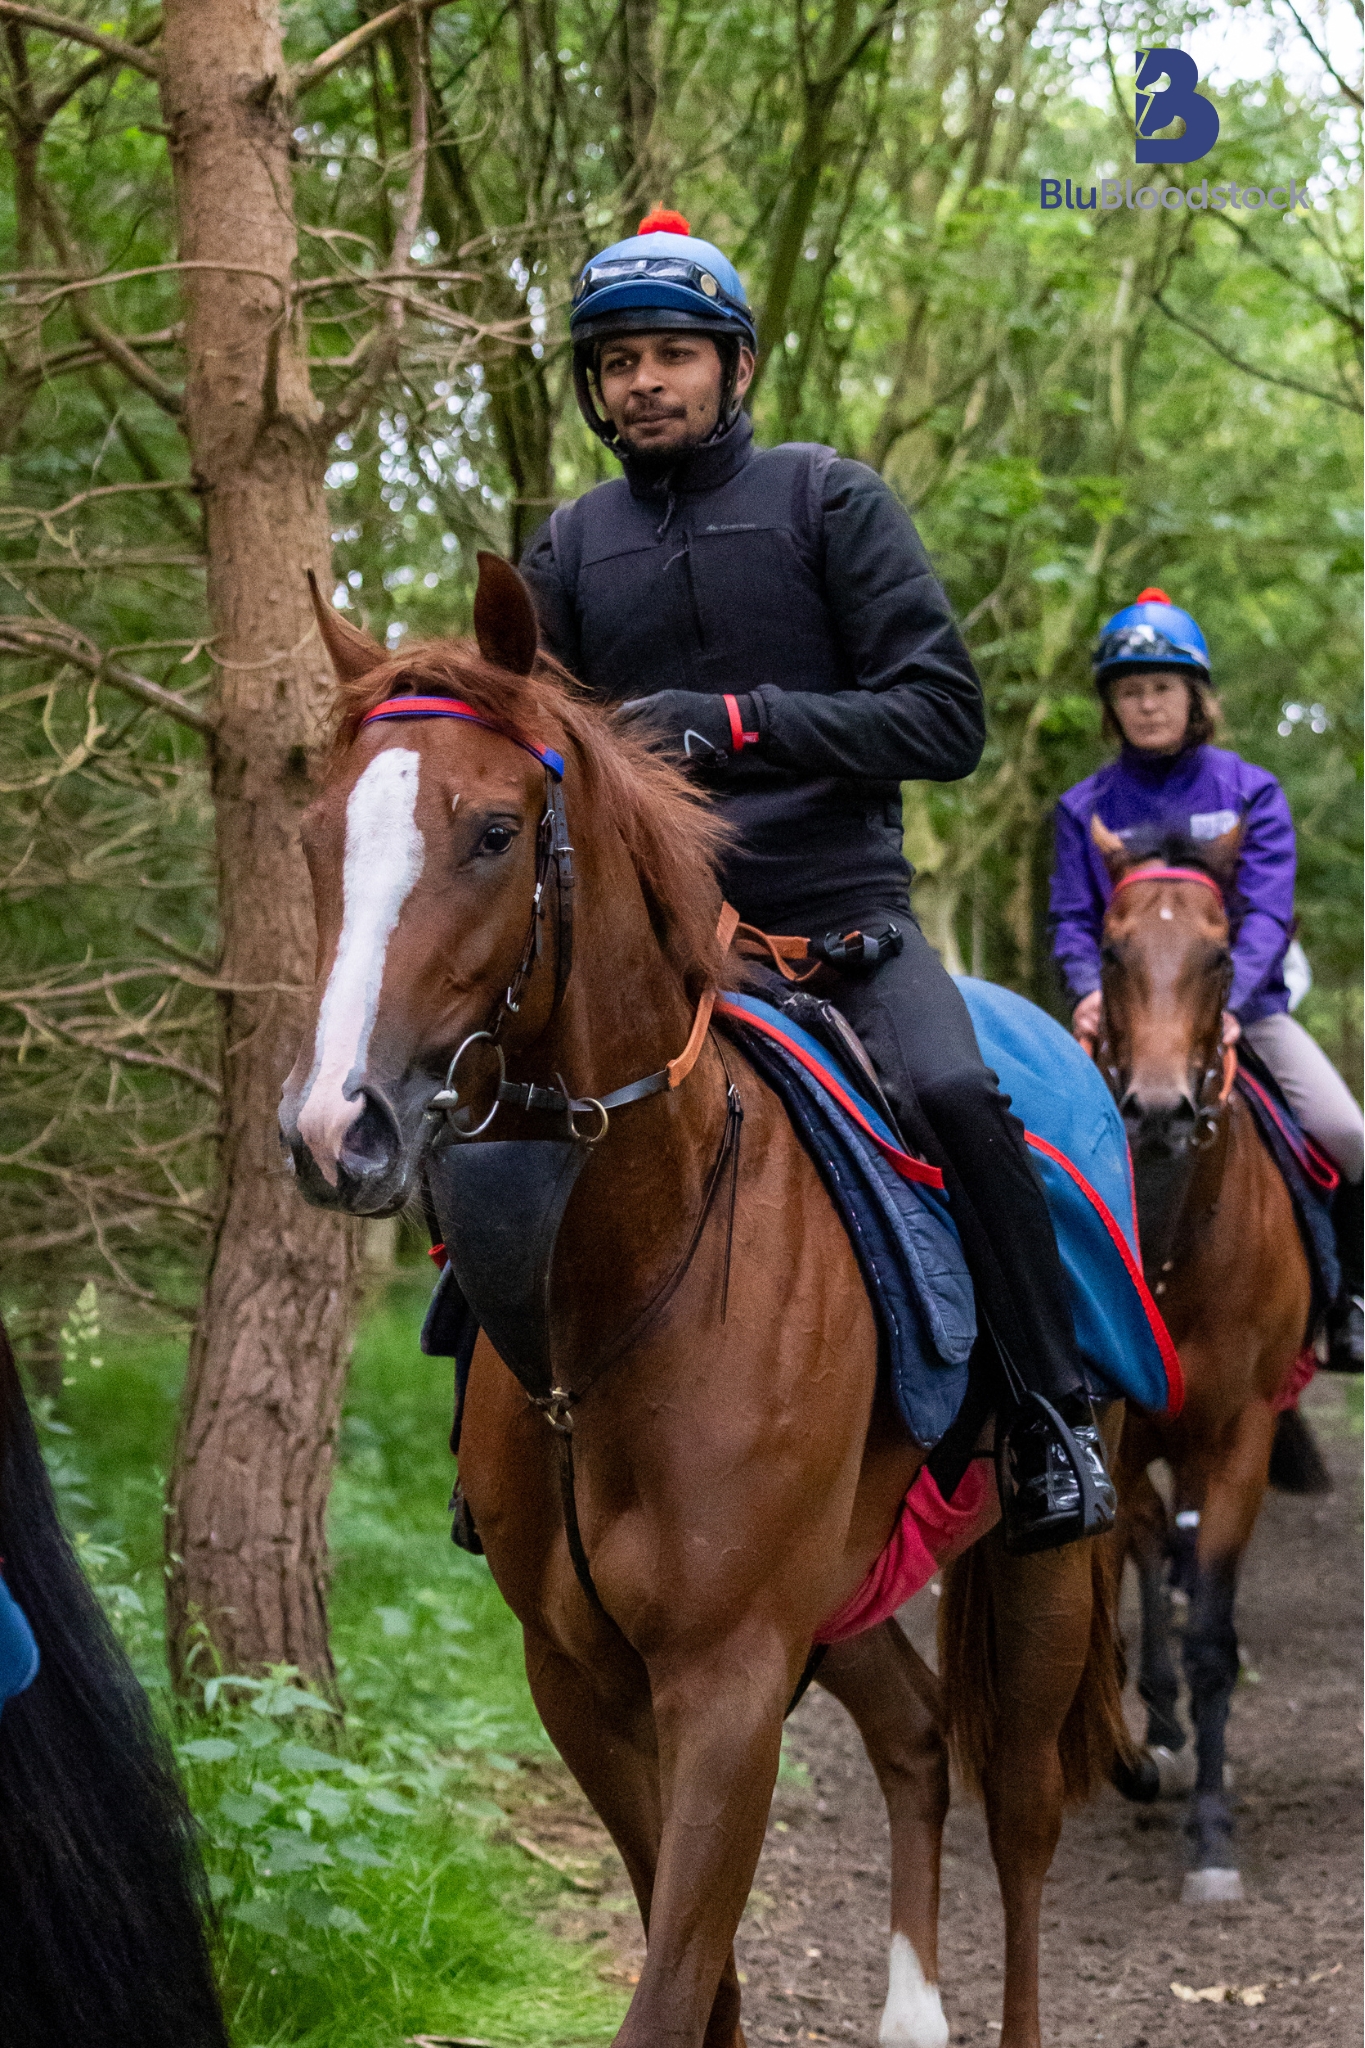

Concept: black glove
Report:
left=616, top=690, right=761, bottom=776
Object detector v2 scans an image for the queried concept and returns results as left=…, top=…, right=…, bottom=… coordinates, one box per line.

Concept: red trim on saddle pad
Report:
left=428, top=1242, right=448, bottom=1267
left=1023, top=1129, right=1184, bottom=1415
left=1235, top=1068, right=1340, bottom=1194
left=1110, top=864, right=1224, bottom=907
left=713, top=998, right=945, bottom=1189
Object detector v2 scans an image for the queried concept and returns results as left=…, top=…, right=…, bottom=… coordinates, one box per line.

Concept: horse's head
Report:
left=1092, top=814, right=1239, bottom=1177
left=281, top=554, right=727, bottom=1218
left=280, top=554, right=570, bottom=1215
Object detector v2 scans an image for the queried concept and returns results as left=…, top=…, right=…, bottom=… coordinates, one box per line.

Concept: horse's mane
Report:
left=333, top=639, right=731, bottom=998
left=1115, top=825, right=1225, bottom=882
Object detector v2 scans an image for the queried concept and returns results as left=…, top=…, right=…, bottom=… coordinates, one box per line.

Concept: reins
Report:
left=363, top=692, right=743, bottom=1617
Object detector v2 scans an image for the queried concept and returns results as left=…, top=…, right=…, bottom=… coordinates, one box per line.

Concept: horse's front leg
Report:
left=1179, top=1395, right=1274, bottom=1905
left=819, top=1619, right=949, bottom=2048
left=616, top=1623, right=795, bottom=2048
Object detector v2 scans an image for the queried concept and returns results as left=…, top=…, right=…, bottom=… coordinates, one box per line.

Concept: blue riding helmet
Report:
left=570, top=209, right=757, bottom=444
left=1093, top=588, right=1211, bottom=686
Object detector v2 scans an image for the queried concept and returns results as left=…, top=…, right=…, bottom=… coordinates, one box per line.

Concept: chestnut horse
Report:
left=1090, top=820, right=1313, bottom=1903
left=282, top=555, right=1124, bottom=2048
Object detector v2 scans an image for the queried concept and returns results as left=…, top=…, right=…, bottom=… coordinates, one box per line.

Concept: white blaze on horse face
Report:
left=879, top=1933, right=948, bottom=2048
left=297, top=748, right=425, bottom=1184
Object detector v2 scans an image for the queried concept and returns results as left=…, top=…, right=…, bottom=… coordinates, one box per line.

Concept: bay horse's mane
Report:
left=333, top=637, right=731, bottom=998
left=1111, top=825, right=1227, bottom=885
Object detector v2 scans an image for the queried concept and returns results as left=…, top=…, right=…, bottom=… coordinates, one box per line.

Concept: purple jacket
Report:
left=1050, top=744, right=1295, bottom=1024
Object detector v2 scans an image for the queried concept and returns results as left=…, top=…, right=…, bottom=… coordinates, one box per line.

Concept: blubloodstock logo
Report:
left=1040, top=48, right=1316, bottom=218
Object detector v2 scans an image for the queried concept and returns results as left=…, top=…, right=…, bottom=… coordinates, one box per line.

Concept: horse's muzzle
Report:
left=282, top=1084, right=423, bottom=1217
left=1121, top=1089, right=1199, bottom=1161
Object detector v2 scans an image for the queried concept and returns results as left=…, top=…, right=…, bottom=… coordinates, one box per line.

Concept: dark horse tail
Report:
left=0, top=1319, right=228, bottom=2048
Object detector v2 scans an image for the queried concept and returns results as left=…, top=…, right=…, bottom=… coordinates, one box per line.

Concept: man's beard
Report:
left=618, top=408, right=733, bottom=474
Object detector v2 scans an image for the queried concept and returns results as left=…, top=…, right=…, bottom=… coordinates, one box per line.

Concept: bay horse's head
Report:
left=1091, top=815, right=1239, bottom=1224
left=280, top=553, right=725, bottom=1216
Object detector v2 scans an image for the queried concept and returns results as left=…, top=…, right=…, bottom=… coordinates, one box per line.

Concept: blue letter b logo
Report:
left=1135, top=48, right=1219, bottom=163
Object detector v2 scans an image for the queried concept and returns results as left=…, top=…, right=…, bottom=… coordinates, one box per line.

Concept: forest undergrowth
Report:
left=37, top=1272, right=628, bottom=2048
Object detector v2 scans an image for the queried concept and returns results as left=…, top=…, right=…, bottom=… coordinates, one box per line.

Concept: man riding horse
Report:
left=520, top=207, right=1116, bottom=1554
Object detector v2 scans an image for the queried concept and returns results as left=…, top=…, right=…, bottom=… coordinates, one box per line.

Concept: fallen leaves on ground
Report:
left=1171, top=1982, right=1266, bottom=2006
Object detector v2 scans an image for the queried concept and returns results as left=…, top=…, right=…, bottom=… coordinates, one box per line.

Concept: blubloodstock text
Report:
left=1040, top=177, right=1314, bottom=213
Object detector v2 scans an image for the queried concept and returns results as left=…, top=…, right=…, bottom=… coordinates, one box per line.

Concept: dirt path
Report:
left=510, top=1374, right=1360, bottom=2045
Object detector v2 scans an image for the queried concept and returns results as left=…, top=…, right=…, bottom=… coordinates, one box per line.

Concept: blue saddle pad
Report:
left=1233, top=1043, right=1339, bottom=1321
left=718, top=983, right=1180, bottom=1438
left=0, top=1568, right=39, bottom=1720
left=717, top=993, right=976, bottom=1445
left=955, top=979, right=1180, bottom=1416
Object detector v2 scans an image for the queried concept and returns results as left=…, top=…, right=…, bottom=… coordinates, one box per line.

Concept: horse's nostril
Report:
left=338, top=1092, right=402, bottom=1178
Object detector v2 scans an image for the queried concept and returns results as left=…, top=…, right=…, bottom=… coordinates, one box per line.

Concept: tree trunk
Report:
left=159, top=0, right=359, bottom=1689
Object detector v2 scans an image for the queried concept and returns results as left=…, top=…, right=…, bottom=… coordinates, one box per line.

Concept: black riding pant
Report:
left=817, top=914, right=1084, bottom=1407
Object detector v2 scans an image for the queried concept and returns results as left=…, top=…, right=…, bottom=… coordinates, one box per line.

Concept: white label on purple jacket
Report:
left=1190, top=809, right=1238, bottom=841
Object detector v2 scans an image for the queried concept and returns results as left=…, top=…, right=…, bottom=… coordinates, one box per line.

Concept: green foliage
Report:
left=1, top=0, right=1359, bottom=1324
left=39, top=1277, right=627, bottom=2045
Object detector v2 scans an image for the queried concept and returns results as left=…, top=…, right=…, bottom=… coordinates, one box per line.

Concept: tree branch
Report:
left=1151, top=291, right=1362, bottom=413
left=0, top=1, right=160, bottom=78
left=1281, top=0, right=1362, bottom=106
left=0, top=623, right=216, bottom=734
left=290, top=0, right=455, bottom=99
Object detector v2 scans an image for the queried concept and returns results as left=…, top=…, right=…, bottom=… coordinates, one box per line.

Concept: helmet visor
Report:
left=574, top=254, right=747, bottom=318
left=1095, top=622, right=1206, bottom=673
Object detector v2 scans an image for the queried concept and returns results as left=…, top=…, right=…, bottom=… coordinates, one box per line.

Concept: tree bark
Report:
left=159, top=0, right=359, bottom=1689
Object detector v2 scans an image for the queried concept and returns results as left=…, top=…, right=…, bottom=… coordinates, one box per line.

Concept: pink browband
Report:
left=1110, top=864, right=1224, bottom=908
left=360, top=695, right=565, bottom=779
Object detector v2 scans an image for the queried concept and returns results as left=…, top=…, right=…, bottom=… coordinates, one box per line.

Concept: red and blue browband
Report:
left=1110, top=864, right=1224, bottom=907
left=361, top=695, right=565, bottom=779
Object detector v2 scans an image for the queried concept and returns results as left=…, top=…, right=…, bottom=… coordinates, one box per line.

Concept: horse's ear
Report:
left=1090, top=811, right=1128, bottom=877
left=307, top=570, right=386, bottom=683
left=1201, top=821, right=1242, bottom=886
left=474, top=552, right=539, bottom=677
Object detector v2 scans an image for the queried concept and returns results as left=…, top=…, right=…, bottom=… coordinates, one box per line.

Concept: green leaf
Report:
left=304, top=1782, right=351, bottom=1824
left=278, top=1740, right=345, bottom=1772
left=374, top=1604, right=412, bottom=1636
left=231, top=1893, right=293, bottom=1936
left=364, top=1787, right=416, bottom=1817
left=180, top=1736, right=238, bottom=1763
left=335, top=1833, right=388, bottom=1868
left=263, top=1828, right=333, bottom=1873
left=219, top=1791, right=272, bottom=1828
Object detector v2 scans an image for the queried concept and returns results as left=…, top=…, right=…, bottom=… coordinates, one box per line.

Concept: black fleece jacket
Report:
left=520, top=413, right=984, bottom=932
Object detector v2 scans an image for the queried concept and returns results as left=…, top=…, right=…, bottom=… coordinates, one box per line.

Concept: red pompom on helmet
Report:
left=637, top=207, right=692, bottom=236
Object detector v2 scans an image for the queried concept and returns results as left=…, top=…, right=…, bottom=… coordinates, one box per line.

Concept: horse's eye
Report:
left=478, top=823, right=516, bottom=855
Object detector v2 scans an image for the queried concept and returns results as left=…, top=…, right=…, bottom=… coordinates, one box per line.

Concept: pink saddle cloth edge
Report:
left=1271, top=1345, right=1318, bottom=1415
left=814, top=1460, right=998, bottom=1646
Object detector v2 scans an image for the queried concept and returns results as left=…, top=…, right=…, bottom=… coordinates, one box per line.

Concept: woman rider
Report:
left=520, top=208, right=1117, bottom=1553
left=1050, top=590, right=1363, bottom=1372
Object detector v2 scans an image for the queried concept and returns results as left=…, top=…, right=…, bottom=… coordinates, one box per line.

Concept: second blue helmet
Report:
left=1094, top=588, right=1211, bottom=685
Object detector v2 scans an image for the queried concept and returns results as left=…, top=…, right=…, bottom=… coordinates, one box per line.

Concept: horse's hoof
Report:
left=1111, top=1750, right=1161, bottom=1803
left=1182, top=1866, right=1244, bottom=1906
left=1151, top=1744, right=1198, bottom=1798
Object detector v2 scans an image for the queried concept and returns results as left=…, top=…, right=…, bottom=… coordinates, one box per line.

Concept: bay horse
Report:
left=282, top=553, right=1126, bottom=2048
left=0, top=1312, right=228, bottom=2048
left=1089, top=818, right=1313, bottom=1903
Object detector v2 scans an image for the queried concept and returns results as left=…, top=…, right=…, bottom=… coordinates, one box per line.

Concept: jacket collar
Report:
left=620, top=410, right=755, bottom=500
left=1117, top=741, right=1208, bottom=784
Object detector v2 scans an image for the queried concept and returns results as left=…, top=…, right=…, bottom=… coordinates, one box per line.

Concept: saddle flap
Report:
left=425, top=1137, right=592, bottom=1395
